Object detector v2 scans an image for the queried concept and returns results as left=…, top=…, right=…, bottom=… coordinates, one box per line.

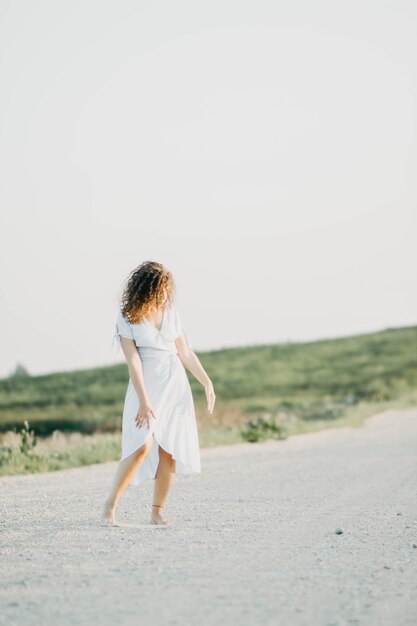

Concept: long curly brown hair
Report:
left=120, top=261, right=175, bottom=324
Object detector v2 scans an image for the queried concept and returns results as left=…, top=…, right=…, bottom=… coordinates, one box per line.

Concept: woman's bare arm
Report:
left=175, top=337, right=209, bottom=385
left=175, top=336, right=216, bottom=413
left=119, top=337, right=149, bottom=404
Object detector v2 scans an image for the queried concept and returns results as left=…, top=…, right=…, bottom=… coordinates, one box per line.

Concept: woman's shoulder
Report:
left=116, top=309, right=137, bottom=328
left=167, top=302, right=182, bottom=321
left=117, top=309, right=130, bottom=322
left=117, top=303, right=176, bottom=327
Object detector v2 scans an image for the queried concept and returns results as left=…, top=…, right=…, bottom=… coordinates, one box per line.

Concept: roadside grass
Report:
left=1, top=391, right=416, bottom=478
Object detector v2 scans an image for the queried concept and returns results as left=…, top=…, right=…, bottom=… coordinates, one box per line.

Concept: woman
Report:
left=102, top=260, right=216, bottom=526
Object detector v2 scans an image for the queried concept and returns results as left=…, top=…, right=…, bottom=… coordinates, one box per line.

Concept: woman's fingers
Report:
left=135, top=406, right=156, bottom=428
left=207, top=392, right=216, bottom=413
left=205, top=386, right=215, bottom=413
left=146, top=409, right=155, bottom=428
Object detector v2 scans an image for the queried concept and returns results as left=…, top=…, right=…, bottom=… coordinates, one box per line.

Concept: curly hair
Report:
left=120, top=261, right=175, bottom=324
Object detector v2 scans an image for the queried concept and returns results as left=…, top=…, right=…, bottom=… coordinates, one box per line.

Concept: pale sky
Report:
left=0, top=0, right=416, bottom=378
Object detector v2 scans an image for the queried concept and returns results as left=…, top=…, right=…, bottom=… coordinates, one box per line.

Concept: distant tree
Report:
left=10, top=363, right=30, bottom=378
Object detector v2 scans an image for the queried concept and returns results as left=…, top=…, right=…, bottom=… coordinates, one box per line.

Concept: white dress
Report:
left=111, top=303, right=201, bottom=486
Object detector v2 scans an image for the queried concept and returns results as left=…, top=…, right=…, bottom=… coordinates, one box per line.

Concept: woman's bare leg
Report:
left=151, top=445, right=176, bottom=525
left=102, top=436, right=153, bottom=524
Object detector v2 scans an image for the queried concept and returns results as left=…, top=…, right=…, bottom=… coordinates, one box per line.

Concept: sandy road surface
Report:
left=1, top=407, right=417, bottom=626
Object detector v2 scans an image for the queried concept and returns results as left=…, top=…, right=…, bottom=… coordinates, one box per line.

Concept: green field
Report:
left=1, top=325, right=416, bottom=477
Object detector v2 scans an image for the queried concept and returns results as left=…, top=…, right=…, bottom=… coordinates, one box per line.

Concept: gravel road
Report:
left=1, top=406, right=416, bottom=626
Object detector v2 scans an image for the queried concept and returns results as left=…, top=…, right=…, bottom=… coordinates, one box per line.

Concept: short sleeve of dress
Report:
left=111, top=310, right=135, bottom=353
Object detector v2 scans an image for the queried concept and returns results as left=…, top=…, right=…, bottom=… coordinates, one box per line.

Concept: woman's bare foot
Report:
left=102, top=500, right=116, bottom=525
left=151, top=504, right=169, bottom=525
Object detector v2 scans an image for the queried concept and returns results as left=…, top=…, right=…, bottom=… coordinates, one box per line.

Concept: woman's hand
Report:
left=135, top=401, right=157, bottom=429
left=204, top=381, right=216, bottom=414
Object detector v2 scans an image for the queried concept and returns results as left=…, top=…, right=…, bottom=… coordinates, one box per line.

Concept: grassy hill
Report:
left=1, top=325, right=416, bottom=476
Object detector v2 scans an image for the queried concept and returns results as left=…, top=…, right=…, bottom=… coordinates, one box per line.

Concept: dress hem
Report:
left=121, top=430, right=201, bottom=487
